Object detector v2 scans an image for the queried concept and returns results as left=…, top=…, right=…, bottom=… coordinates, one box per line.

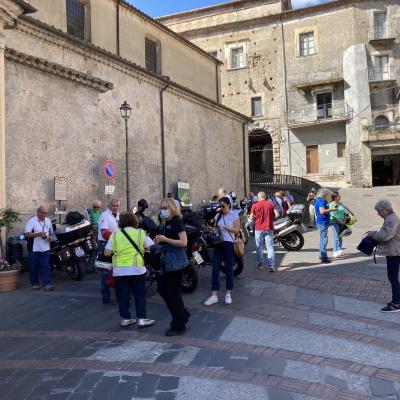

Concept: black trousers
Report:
left=157, top=268, right=190, bottom=332
left=387, top=256, right=400, bottom=304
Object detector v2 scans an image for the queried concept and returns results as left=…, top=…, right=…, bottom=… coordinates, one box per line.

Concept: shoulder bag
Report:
left=223, top=215, right=245, bottom=257
left=204, top=213, right=224, bottom=245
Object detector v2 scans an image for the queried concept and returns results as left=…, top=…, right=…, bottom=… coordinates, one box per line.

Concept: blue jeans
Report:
left=387, top=256, right=400, bottom=304
left=331, top=222, right=343, bottom=253
left=212, top=242, right=234, bottom=291
left=98, top=241, right=111, bottom=301
left=115, top=274, right=146, bottom=319
left=29, top=251, right=51, bottom=286
left=255, top=230, right=275, bottom=267
left=317, top=224, right=329, bottom=260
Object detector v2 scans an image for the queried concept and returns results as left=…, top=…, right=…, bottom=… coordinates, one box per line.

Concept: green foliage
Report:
left=0, top=208, right=22, bottom=231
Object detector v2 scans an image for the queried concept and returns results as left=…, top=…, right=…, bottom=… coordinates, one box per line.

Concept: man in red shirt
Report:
left=250, top=192, right=276, bottom=272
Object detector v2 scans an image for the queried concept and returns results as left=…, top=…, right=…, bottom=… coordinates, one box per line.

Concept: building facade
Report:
left=159, top=0, right=400, bottom=187
left=0, top=0, right=250, bottom=222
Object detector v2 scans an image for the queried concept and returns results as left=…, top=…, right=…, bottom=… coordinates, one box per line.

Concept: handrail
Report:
left=369, top=25, right=397, bottom=40
left=288, top=101, right=349, bottom=125
left=368, top=66, right=398, bottom=81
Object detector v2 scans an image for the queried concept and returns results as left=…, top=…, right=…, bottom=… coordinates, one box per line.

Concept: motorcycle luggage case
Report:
left=55, top=220, right=92, bottom=244
left=287, top=204, right=304, bottom=221
left=274, top=217, right=291, bottom=230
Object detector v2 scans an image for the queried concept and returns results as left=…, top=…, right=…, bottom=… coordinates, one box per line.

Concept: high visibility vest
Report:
left=111, top=228, right=145, bottom=268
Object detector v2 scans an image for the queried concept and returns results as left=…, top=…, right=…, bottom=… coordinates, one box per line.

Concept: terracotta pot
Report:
left=0, top=270, right=19, bottom=293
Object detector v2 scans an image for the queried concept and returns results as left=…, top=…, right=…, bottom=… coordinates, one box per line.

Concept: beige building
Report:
left=0, top=0, right=250, bottom=221
left=160, top=0, right=400, bottom=187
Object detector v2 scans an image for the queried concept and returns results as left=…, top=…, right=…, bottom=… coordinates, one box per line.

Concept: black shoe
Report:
left=102, top=299, right=114, bottom=305
left=321, top=258, right=331, bottom=264
left=381, top=303, right=400, bottom=313
left=165, top=328, right=185, bottom=337
left=184, top=310, right=191, bottom=324
left=257, top=264, right=264, bottom=269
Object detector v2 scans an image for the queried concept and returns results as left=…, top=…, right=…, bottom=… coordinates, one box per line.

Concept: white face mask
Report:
left=160, top=209, right=170, bottom=219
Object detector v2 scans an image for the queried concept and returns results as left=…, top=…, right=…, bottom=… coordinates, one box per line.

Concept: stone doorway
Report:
left=249, top=130, right=274, bottom=173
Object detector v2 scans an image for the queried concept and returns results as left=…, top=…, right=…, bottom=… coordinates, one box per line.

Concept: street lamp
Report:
left=120, top=101, right=132, bottom=211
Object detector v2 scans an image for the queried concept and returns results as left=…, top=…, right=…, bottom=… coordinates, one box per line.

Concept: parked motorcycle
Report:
left=50, top=217, right=97, bottom=281
left=273, top=204, right=305, bottom=251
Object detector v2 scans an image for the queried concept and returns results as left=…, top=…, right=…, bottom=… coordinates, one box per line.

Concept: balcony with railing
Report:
left=368, top=66, right=398, bottom=82
left=365, top=123, right=400, bottom=142
left=369, top=25, right=397, bottom=42
left=287, top=101, right=349, bottom=128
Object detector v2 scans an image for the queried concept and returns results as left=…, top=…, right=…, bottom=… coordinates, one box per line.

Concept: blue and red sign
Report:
left=103, top=160, right=116, bottom=181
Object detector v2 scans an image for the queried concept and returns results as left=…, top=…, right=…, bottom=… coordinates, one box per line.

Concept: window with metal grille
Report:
left=66, top=0, right=86, bottom=40
left=251, top=97, right=262, bottom=117
left=145, top=38, right=158, bottom=73
left=337, top=142, right=346, bottom=158
left=231, top=47, right=245, bottom=69
left=299, top=32, right=315, bottom=57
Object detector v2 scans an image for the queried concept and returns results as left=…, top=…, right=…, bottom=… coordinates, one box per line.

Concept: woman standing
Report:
left=204, top=196, right=240, bottom=306
left=329, top=192, right=346, bottom=258
left=368, top=200, right=400, bottom=313
left=155, top=198, right=190, bottom=336
left=104, top=212, right=155, bottom=328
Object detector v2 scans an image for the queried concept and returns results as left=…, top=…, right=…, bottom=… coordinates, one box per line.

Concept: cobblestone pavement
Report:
left=1, top=187, right=400, bottom=400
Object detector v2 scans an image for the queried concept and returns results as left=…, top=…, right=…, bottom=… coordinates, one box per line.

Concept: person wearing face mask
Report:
left=204, top=196, right=240, bottom=306
left=155, top=198, right=190, bottom=336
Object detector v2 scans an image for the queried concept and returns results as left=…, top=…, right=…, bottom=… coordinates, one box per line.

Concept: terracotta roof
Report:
left=118, top=0, right=223, bottom=65
left=5, top=48, right=114, bottom=93
left=166, top=0, right=377, bottom=37
left=17, top=16, right=251, bottom=122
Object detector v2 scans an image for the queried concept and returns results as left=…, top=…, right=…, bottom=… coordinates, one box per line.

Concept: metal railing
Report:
left=367, top=123, right=400, bottom=134
left=368, top=66, right=398, bottom=81
left=288, top=101, right=349, bottom=125
left=250, top=172, right=321, bottom=195
left=369, top=25, right=397, bottom=41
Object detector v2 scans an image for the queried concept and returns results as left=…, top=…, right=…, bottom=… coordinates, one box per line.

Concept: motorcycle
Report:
left=50, top=217, right=98, bottom=281
left=273, top=204, right=305, bottom=251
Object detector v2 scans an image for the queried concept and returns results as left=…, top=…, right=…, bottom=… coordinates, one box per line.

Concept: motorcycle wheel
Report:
left=181, top=263, right=199, bottom=294
left=221, top=255, right=244, bottom=277
left=281, top=231, right=304, bottom=251
left=66, top=258, right=86, bottom=281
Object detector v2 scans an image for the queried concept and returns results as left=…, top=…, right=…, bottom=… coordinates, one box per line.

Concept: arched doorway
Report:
left=249, top=129, right=274, bottom=174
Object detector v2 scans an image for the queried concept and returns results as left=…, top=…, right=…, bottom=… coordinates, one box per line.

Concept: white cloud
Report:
left=291, top=0, right=334, bottom=9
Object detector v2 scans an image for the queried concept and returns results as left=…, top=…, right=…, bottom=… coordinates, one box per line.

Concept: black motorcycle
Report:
left=50, top=216, right=97, bottom=281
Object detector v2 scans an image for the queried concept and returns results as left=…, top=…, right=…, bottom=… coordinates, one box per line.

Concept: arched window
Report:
left=66, top=0, right=90, bottom=41
left=374, top=115, right=389, bottom=132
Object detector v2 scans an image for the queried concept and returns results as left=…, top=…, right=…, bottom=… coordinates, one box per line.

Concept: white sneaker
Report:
left=225, top=293, right=232, bottom=305
left=137, top=318, right=155, bottom=328
left=332, top=251, right=338, bottom=258
left=337, top=250, right=344, bottom=258
left=120, top=318, right=136, bottom=327
left=204, top=295, right=218, bottom=306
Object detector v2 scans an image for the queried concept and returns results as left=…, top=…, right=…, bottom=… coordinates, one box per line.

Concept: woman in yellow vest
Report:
left=104, top=212, right=155, bottom=328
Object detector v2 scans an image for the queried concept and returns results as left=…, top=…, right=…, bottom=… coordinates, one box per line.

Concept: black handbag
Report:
left=357, top=232, right=378, bottom=263
left=204, top=213, right=224, bottom=245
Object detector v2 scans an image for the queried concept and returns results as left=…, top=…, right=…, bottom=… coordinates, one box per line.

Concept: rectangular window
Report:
left=208, top=51, right=218, bottom=58
left=337, top=142, right=346, bottom=158
left=316, top=93, right=332, bottom=119
left=231, top=47, right=245, bottom=69
left=145, top=38, right=158, bottom=74
left=251, top=97, right=262, bottom=117
left=375, top=55, right=389, bottom=80
left=299, top=32, right=315, bottom=57
left=66, top=0, right=85, bottom=40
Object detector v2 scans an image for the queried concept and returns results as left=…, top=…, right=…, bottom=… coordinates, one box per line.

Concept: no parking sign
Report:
left=103, top=160, right=116, bottom=181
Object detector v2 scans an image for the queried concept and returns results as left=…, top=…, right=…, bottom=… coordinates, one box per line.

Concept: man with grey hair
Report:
left=250, top=191, right=276, bottom=271
left=368, top=199, right=400, bottom=312
left=24, top=206, right=54, bottom=290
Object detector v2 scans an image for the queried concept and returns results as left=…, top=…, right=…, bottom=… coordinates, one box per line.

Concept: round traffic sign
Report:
left=103, top=160, right=116, bottom=181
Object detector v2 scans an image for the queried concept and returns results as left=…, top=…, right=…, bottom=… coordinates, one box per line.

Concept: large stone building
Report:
left=0, top=0, right=250, bottom=220
left=159, top=0, right=400, bottom=187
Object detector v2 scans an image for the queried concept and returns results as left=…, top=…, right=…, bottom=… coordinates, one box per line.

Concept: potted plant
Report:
left=0, top=258, right=20, bottom=292
left=0, top=208, right=22, bottom=292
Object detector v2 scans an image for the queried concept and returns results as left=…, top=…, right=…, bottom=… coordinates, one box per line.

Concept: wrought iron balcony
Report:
left=365, top=123, right=400, bottom=141
left=369, top=25, right=397, bottom=42
left=368, top=66, right=397, bottom=82
left=287, top=102, right=349, bottom=127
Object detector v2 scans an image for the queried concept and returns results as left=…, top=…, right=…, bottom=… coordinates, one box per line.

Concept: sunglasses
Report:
left=220, top=204, right=227, bottom=209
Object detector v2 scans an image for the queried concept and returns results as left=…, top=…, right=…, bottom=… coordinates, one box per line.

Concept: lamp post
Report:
left=120, top=101, right=132, bottom=211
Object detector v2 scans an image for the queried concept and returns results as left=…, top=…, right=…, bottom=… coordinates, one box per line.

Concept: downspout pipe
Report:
left=215, top=62, right=220, bottom=102
left=160, top=77, right=171, bottom=198
left=242, top=121, right=249, bottom=197
left=116, top=0, right=121, bottom=56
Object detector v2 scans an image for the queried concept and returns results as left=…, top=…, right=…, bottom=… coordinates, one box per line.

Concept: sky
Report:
left=128, top=0, right=333, bottom=18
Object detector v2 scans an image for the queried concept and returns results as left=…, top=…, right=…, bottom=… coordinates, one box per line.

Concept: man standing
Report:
left=85, top=199, right=102, bottom=231
left=250, top=192, right=276, bottom=272
left=98, top=199, right=120, bottom=304
left=24, top=206, right=54, bottom=290
left=307, top=188, right=317, bottom=228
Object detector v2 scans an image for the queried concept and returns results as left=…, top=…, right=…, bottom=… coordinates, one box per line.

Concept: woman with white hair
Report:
left=314, top=188, right=338, bottom=263
left=368, top=199, right=400, bottom=312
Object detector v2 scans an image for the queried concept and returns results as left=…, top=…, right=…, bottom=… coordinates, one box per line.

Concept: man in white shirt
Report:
left=24, top=206, right=54, bottom=290
left=97, top=199, right=120, bottom=304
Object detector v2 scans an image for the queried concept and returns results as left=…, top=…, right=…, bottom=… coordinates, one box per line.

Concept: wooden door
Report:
left=306, top=145, right=319, bottom=174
